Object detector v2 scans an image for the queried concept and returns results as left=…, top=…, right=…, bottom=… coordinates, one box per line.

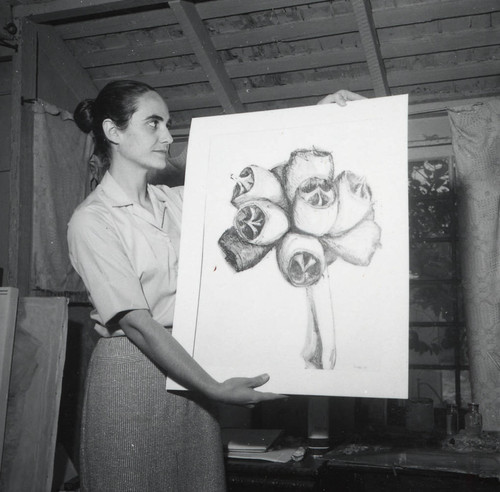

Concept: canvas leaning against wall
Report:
left=169, top=95, right=409, bottom=398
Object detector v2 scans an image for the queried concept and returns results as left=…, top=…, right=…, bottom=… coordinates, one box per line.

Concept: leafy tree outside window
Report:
left=408, top=156, right=467, bottom=408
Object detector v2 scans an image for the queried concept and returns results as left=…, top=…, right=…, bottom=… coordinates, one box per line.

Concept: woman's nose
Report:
left=161, top=126, right=174, bottom=144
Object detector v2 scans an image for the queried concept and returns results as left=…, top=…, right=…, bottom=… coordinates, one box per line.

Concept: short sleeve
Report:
left=67, top=206, right=149, bottom=325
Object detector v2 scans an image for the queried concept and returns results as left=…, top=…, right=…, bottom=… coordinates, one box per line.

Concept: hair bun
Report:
left=73, top=99, right=95, bottom=134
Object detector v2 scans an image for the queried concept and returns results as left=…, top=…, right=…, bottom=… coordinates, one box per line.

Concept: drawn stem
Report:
left=304, top=271, right=336, bottom=370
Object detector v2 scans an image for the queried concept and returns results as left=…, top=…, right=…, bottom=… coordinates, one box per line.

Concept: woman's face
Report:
left=114, top=90, right=173, bottom=172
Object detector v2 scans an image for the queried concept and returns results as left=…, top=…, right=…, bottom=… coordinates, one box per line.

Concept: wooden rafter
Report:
left=168, top=0, right=244, bottom=114
left=89, top=23, right=500, bottom=89
left=12, top=0, right=169, bottom=23
left=68, top=0, right=500, bottom=70
left=56, top=0, right=326, bottom=38
left=75, top=14, right=359, bottom=69
left=351, top=0, right=390, bottom=97
left=54, top=0, right=500, bottom=40
left=157, top=56, right=499, bottom=112
left=92, top=46, right=366, bottom=88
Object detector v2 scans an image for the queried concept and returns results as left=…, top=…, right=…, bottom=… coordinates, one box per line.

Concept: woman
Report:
left=68, top=81, right=363, bottom=491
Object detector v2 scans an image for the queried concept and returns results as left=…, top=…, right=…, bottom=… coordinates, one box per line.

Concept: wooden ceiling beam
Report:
left=388, top=59, right=500, bottom=87
left=168, top=0, right=244, bottom=114
left=351, top=0, right=390, bottom=97
left=74, top=0, right=499, bottom=69
left=13, top=0, right=169, bottom=23
left=76, top=15, right=359, bottom=68
left=88, top=22, right=499, bottom=89
left=56, top=8, right=175, bottom=40
left=374, top=0, right=499, bottom=26
left=56, top=0, right=326, bottom=38
left=78, top=39, right=188, bottom=68
left=158, top=57, right=500, bottom=112
left=159, top=75, right=374, bottom=111
left=382, top=26, right=500, bottom=58
left=56, top=0, right=499, bottom=40
left=92, top=47, right=367, bottom=88
left=36, top=0, right=325, bottom=27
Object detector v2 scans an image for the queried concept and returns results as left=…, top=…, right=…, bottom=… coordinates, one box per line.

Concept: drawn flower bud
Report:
left=234, top=199, right=289, bottom=246
left=218, top=227, right=273, bottom=272
left=231, top=165, right=286, bottom=208
left=283, top=149, right=335, bottom=203
left=329, top=170, right=374, bottom=236
left=276, top=232, right=326, bottom=287
left=293, top=177, right=339, bottom=236
left=321, top=219, right=381, bottom=266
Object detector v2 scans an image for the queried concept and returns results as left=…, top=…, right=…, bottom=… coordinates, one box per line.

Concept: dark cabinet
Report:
left=226, top=454, right=500, bottom=492
left=226, top=457, right=322, bottom=491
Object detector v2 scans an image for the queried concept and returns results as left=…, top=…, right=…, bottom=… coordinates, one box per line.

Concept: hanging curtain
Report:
left=30, top=100, right=93, bottom=294
left=448, top=100, right=500, bottom=431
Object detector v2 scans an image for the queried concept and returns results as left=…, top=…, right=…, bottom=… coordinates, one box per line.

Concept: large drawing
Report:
left=170, top=95, right=409, bottom=398
left=219, top=149, right=381, bottom=370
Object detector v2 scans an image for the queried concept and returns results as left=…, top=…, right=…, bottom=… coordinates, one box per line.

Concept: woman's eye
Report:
left=148, top=120, right=159, bottom=129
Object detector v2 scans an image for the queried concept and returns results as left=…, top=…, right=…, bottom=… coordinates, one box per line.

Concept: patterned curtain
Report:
left=448, top=100, right=500, bottom=431
left=30, top=100, right=93, bottom=294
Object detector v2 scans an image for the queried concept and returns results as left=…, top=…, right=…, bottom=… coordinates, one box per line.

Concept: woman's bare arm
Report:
left=118, top=309, right=285, bottom=407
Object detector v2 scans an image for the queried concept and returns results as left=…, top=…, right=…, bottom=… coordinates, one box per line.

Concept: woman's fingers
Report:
left=248, top=373, right=270, bottom=388
left=317, top=90, right=366, bottom=106
left=217, top=375, right=287, bottom=407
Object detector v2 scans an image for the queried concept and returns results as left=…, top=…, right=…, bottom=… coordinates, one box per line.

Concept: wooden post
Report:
left=8, top=18, right=38, bottom=295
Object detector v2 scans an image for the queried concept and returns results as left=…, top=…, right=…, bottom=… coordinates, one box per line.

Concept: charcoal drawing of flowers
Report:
left=218, top=148, right=381, bottom=370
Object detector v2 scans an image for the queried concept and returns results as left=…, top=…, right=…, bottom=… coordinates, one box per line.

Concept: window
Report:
left=407, top=146, right=470, bottom=411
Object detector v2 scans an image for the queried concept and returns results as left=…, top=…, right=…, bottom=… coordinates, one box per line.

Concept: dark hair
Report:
left=73, top=80, right=157, bottom=168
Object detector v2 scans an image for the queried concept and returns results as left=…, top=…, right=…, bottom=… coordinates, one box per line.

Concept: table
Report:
left=226, top=446, right=500, bottom=491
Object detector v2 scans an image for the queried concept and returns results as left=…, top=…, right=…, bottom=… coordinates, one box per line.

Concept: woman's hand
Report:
left=213, top=374, right=287, bottom=408
left=317, top=89, right=366, bottom=106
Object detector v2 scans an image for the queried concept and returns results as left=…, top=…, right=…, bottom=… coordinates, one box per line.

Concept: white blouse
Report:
left=68, top=171, right=183, bottom=337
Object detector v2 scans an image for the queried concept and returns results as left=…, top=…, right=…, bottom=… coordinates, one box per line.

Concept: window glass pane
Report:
left=409, top=200, right=452, bottom=239
left=442, top=370, right=472, bottom=409
left=408, top=369, right=444, bottom=407
left=410, top=242, right=453, bottom=279
left=410, top=283, right=456, bottom=322
left=409, top=158, right=451, bottom=198
left=409, top=326, right=458, bottom=365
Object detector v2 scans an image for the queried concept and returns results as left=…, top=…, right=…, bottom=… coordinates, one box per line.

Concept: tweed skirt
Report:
left=80, top=336, right=226, bottom=492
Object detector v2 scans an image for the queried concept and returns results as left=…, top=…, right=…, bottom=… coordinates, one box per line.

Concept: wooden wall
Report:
left=8, top=21, right=97, bottom=294
left=3, top=21, right=99, bottom=473
left=0, top=59, right=12, bottom=285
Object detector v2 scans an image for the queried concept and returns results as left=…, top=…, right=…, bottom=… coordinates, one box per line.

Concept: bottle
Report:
left=446, top=403, right=458, bottom=435
left=464, top=402, right=482, bottom=437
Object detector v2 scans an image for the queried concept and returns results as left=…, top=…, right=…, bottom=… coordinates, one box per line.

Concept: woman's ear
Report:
left=102, top=118, right=120, bottom=145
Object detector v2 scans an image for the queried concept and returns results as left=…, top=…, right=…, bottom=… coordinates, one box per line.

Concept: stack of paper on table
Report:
left=222, top=428, right=303, bottom=463
left=222, top=428, right=283, bottom=453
